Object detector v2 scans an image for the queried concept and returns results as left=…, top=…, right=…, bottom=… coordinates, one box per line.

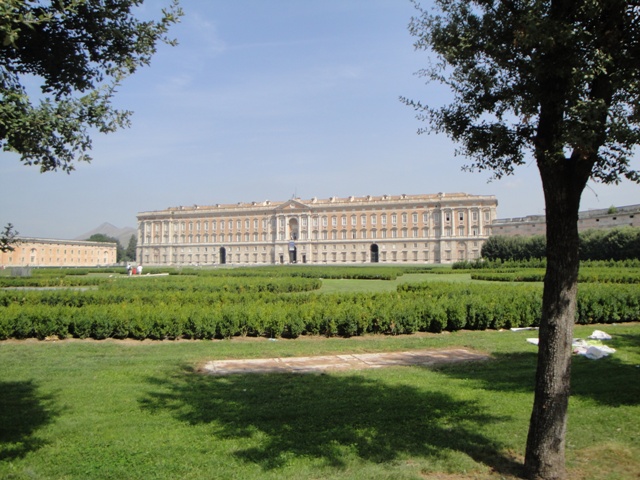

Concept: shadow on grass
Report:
left=0, top=380, right=58, bottom=461
left=434, top=342, right=639, bottom=407
left=140, top=370, right=524, bottom=477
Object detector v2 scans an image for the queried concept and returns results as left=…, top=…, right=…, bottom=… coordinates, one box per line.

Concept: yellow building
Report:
left=136, top=193, right=498, bottom=266
left=0, top=238, right=117, bottom=268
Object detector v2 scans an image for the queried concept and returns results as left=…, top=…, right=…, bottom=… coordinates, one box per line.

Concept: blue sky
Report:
left=2, top=0, right=638, bottom=240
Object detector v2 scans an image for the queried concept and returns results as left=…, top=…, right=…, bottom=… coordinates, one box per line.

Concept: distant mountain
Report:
left=76, top=223, right=136, bottom=246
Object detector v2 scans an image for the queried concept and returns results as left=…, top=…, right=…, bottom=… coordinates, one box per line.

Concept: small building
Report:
left=0, top=237, right=117, bottom=268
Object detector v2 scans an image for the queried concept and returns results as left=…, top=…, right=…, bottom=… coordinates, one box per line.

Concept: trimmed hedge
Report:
left=1, top=281, right=637, bottom=340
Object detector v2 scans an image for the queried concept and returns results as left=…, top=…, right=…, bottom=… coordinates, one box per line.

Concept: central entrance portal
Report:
left=288, top=241, right=297, bottom=263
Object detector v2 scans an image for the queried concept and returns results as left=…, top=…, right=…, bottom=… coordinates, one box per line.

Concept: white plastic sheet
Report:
left=525, top=330, right=616, bottom=360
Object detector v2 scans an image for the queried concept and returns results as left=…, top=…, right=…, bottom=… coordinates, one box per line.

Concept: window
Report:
left=302, top=217, right=308, bottom=227
left=412, top=213, right=418, bottom=223
left=360, top=214, right=366, bottom=225
left=371, top=214, right=377, bottom=225
left=412, top=228, right=418, bottom=238
left=381, top=214, right=387, bottom=225
left=458, top=211, right=464, bottom=222
left=458, top=226, right=465, bottom=236
left=253, top=219, right=258, bottom=229
left=445, top=212, right=451, bottom=222
left=391, top=213, right=397, bottom=225
left=472, top=211, right=478, bottom=221
left=402, top=213, right=407, bottom=224
left=322, top=216, right=328, bottom=227
left=332, top=216, right=337, bottom=227
left=245, top=219, right=250, bottom=229
left=237, top=220, right=242, bottom=230
left=342, top=215, right=347, bottom=226
left=351, top=215, right=357, bottom=226
left=221, top=220, right=226, bottom=230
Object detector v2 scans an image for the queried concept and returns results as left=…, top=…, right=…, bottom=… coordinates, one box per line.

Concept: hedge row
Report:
left=1, top=282, right=637, bottom=340
left=0, top=276, right=322, bottom=307
left=469, top=268, right=640, bottom=283
left=479, top=227, right=640, bottom=262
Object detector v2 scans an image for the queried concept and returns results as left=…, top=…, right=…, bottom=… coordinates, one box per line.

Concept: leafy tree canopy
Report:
left=87, top=233, right=117, bottom=244
left=404, top=1, right=640, bottom=478
left=0, top=223, right=19, bottom=252
left=403, top=0, right=640, bottom=185
left=0, top=0, right=182, bottom=173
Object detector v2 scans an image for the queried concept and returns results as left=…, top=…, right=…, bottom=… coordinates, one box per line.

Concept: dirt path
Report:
left=201, top=348, right=490, bottom=375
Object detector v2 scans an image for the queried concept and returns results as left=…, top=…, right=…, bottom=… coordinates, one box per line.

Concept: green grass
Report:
left=1, top=324, right=638, bottom=479
left=318, top=272, right=477, bottom=294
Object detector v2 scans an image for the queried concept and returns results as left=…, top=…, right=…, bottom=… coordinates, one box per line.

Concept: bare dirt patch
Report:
left=200, top=348, right=491, bottom=375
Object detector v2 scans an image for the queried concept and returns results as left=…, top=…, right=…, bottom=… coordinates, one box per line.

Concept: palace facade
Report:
left=0, top=238, right=117, bottom=268
left=136, top=193, right=498, bottom=266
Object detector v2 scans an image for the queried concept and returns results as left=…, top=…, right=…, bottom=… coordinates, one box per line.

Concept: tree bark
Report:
left=524, top=157, right=590, bottom=479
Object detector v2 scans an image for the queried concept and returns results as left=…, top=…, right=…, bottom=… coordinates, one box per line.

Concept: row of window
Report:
left=142, top=210, right=492, bottom=236
left=143, top=225, right=484, bottom=245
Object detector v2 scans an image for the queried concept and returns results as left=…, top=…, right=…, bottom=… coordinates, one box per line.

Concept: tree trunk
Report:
left=524, top=160, right=589, bottom=479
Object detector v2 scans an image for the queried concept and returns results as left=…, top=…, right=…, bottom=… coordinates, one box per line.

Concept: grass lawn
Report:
left=318, top=273, right=478, bottom=294
left=1, top=323, right=638, bottom=479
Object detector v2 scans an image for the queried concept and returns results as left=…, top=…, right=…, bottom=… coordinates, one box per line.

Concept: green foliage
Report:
left=124, top=235, right=137, bottom=262
left=0, top=223, right=19, bottom=253
left=579, top=227, right=640, bottom=261
left=1, top=0, right=183, bottom=172
left=478, top=228, right=640, bottom=262
left=0, top=265, right=638, bottom=341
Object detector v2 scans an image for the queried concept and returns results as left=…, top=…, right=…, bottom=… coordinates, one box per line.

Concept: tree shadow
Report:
left=432, top=335, right=639, bottom=407
left=0, top=380, right=59, bottom=461
left=139, top=368, right=524, bottom=477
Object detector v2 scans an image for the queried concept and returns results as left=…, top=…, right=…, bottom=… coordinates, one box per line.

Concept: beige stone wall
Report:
left=489, top=204, right=640, bottom=237
left=0, top=238, right=117, bottom=268
left=137, top=193, right=498, bottom=266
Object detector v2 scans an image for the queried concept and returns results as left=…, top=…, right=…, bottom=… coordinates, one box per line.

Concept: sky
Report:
left=2, top=0, right=638, bottom=240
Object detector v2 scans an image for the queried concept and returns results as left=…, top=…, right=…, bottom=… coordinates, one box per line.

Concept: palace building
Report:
left=136, top=192, right=498, bottom=266
left=0, top=237, right=117, bottom=268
